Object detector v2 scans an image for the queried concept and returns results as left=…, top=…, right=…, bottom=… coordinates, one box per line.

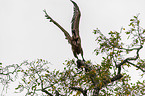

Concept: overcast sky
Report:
left=0, top=0, right=145, bottom=95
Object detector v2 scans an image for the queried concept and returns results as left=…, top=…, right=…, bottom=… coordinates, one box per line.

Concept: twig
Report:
left=127, top=61, right=145, bottom=72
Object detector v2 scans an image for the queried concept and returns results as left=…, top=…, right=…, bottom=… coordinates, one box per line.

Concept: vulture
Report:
left=44, top=0, right=85, bottom=61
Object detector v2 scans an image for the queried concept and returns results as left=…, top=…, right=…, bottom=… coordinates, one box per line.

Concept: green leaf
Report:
left=102, top=57, right=106, bottom=60
left=38, top=83, right=40, bottom=86
left=15, top=85, right=22, bottom=90
left=130, top=19, right=134, bottom=21
left=125, top=32, right=130, bottom=34
left=135, top=39, right=138, bottom=43
left=17, top=70, right=21, bottom=72
left=143, top=29, right=145, bottom=33
left=134, top=16, right=137, bottom=19
left=32, top=85, right=36, bottom=90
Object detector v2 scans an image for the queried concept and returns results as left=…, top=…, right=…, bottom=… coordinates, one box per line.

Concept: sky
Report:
left=0, top=0, right=145, bottom=95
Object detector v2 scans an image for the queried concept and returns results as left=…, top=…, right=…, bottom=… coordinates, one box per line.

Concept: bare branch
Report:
left=41, top=89, right=53, bottom=96
left=0, top=64, right=20, bottom=75
left=117, top=45, right=143, bottom=68
left=127, top=61, right=145, bottom=72
left=111, top=74, right=123, bottom=82
left=70, top=87, right=87, bottom=96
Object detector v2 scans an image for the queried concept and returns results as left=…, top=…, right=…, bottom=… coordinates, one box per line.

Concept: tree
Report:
left=0, top=1, right=145, bottom=96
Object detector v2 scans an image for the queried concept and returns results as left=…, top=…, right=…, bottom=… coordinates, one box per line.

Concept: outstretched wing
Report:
left=43, top=10, right=72, bottom=44
left=70, top=0, right=81, bottom=35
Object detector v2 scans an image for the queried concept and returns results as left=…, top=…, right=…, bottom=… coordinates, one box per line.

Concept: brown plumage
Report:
left=70, top=0, right=84, bottom=60
left=44, top=0, right=84, bottom=61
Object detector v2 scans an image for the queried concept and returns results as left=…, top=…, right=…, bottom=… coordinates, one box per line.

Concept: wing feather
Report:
left=70, top=0, right=81, bottom=34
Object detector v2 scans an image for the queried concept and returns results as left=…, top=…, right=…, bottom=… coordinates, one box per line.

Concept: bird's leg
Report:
left=81, top=50, right=85, bottom=61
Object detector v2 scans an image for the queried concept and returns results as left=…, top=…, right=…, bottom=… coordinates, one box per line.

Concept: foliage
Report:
left=0, top=16, right=145, bottom=95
